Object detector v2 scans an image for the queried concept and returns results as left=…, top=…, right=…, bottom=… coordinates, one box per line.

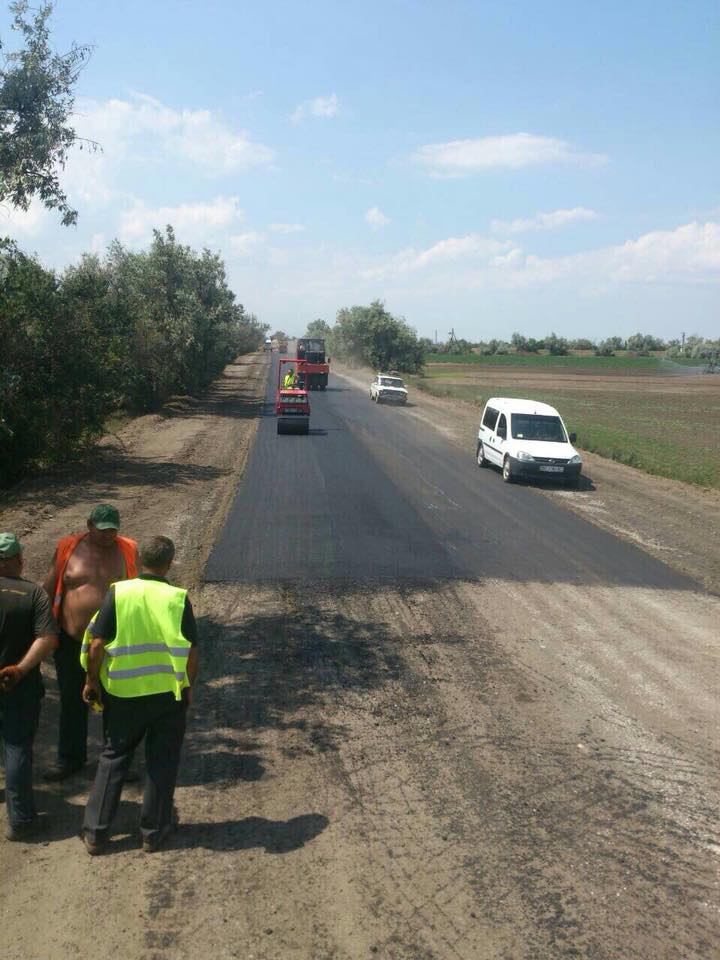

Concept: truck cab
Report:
left=296, top=338, right=330, bottom=390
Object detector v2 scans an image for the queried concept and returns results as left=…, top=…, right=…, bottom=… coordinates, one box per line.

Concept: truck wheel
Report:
left=502, top=457, right=514, bottom=483
left=476, top=442, right=489, bottom=468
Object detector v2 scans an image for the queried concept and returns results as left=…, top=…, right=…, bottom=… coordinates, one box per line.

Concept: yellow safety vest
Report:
left=80, top=579, right=191, bottom=700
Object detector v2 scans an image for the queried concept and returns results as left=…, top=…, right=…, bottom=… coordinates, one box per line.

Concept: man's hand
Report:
left=0, top=665, right=22, bottom=692
left=82, top=679, right=103, bottom=707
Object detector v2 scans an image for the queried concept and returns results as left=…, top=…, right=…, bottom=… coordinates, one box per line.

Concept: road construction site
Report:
left=1, top=349, right=718, bottom=960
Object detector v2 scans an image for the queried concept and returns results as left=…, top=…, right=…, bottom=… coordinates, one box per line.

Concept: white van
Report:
left=477, top=397, right=582, bottom=486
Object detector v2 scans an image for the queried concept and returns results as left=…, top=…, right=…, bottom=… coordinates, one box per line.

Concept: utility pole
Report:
left=681, top=331, right=686, bottom=355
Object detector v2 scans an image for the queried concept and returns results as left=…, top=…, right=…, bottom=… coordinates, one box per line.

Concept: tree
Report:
left=304, top=318, right=331, bottom=338
left=544, top=332, right=569, bottom=356
left=626, top=332, right=666, bottom=354
left=332, top=300, right=424, bottom=372
left=0, top=1, right=91, bottom=226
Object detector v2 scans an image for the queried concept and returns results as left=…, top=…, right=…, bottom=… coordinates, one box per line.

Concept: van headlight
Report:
left=516, top=450, right=535, bottom=462
left=569, top=454, right=582, bottom=465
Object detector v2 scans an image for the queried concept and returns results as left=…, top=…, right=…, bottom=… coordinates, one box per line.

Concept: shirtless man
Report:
left=42, top=505, right=138, bottom=780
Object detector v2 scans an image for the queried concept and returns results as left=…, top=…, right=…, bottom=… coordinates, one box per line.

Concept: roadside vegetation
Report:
left=0, top=229, right=266, bottom=488
left=0, top=6, right=265, bottom=488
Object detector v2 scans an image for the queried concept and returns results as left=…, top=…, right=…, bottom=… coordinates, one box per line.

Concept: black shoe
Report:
left=141, top=823, right=174, bottom=854
left=42, top=763, right=83, bottom=783
left=6, top=816, right=48, bottom=842
left=82, top=832, right=108, bottom=856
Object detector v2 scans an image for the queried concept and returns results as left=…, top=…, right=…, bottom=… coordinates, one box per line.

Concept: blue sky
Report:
left=2, top=0, right=718, bottom=339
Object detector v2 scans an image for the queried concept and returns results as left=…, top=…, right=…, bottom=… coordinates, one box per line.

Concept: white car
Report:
left=370, top=374, right=408, bottom=404
left=476, top=397, right=582, bottom=486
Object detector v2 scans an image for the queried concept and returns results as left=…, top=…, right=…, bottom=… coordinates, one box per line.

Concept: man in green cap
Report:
left=41, top=505, right=138, bottom=780
left=0, top=534, right=58, bottom=840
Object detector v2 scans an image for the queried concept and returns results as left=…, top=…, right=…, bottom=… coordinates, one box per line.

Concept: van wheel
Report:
left=476, top=442, right=488, bottom=468
left=502, top=457, right=514, bottom=483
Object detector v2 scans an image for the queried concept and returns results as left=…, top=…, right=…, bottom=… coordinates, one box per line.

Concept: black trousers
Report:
left=1, top=693, right=41, bottom=826
left=83, top=691, right=187, bottom=842
left=53, top=630, right=88, bottom=768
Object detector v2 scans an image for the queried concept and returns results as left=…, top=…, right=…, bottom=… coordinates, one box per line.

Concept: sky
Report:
left=1, top=0, right=718, bottom=341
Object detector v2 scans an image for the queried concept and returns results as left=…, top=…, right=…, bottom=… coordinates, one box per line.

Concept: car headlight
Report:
left=516, top=450, right=535, bottom=462
left=569, top=454, right=582, bottom=465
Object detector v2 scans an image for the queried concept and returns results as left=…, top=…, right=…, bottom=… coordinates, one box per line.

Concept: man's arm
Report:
left=15, top=634, right=57, bottom=676
left=187, top=647, right=198, bottom=686
left=83, top=637, right=106, bottom=705
left=41, top=551, right=57, bottom=600
left=0, top=634, right=56, bottom=691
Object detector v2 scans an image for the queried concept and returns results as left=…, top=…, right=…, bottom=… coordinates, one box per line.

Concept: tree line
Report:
left=427, top=331, right=719, bottom=359
left=0, top=228, right=266, bottom=487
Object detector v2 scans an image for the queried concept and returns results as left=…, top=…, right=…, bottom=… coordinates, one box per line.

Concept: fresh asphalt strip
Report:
left=204, top=356, right=700, bottom=590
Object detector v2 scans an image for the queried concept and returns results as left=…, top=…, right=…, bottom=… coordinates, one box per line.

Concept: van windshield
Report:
left=511, top=414, right=566, bottom=442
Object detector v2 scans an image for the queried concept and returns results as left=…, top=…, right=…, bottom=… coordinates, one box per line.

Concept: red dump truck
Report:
left=276, top=359, right=310, bottom=435
left=296, top=338, right=330, bottom=390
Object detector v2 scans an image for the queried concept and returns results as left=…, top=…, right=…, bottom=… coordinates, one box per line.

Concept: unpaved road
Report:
left=1, top=353, right=718, bottom=960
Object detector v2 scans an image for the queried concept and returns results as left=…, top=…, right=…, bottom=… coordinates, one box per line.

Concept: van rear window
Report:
left=511, top=414, right=566, bottom=442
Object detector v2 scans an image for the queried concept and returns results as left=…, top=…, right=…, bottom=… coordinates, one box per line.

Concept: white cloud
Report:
left=357, top=222, right=720, bottom=292
left=228, top=232, right=265, bottom=256
left=518, top=220, right=720, bottom=287
left=365, top=206, right=391, bottom=229
left=413, top=235, right=509, bottom=267
left=0, top=201, right=51, bottom=237
left=414, top=133, right=607, bottom=177
left=268, top=222, right=306, bottom=234
left=291, top=94, right=339, bottom=124
left=491, top=207, right=600, bottom=234
left=73, top=93, right=275, bottom=178
left=118, top=196, right=245, bottom=245
left=359, top=234, right=512, bottom=282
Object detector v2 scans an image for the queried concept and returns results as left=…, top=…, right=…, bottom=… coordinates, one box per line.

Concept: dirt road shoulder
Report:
left=334, top=363, right=720, bottom=594
left=0, top=352, right=270, bottom=587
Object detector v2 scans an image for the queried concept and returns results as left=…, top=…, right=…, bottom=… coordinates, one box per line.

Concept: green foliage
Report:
left=544, top=331, right=569, bottom=356
left=0, top=2, right=91, bottom=226
left=594, top=340, right=616, bottom=356
left=0, top=228, right=265, bottom=487
left=626, top=332, right=666, bottom=354
left=327, top=300, right=425, bottom=373
left=304, top=319, right=331, bottom=338
left=511, top=332, right=544, bottom=353
left=666, top=335, right=720, bottom=360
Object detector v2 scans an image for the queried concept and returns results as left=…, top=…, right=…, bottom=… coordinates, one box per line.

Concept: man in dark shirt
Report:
left=81, top=535, right=198, bottom=854
left=0, top=534, right=58, bottom=841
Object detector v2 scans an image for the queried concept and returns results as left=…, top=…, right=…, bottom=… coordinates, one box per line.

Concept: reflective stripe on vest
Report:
left=80, top=578, right=190, bottom=700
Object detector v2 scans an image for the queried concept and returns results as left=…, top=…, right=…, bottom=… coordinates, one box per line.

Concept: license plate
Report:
left=539, top=465, right=564, bottom=473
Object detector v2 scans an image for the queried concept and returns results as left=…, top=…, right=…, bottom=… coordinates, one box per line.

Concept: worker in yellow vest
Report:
left=79, top=535, right=198, bottom=855
left=283, top=368, right=296, bottom=388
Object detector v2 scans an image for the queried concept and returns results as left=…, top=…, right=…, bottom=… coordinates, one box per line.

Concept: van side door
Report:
left=479, top=404, right=500, bottom=464
left=493, top=413, right=509, bottom=465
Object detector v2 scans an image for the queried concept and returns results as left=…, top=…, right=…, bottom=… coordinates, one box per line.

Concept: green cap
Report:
left=0, top=532, right=22, bottom=559
left=89, top=504, right=120, bottom=530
